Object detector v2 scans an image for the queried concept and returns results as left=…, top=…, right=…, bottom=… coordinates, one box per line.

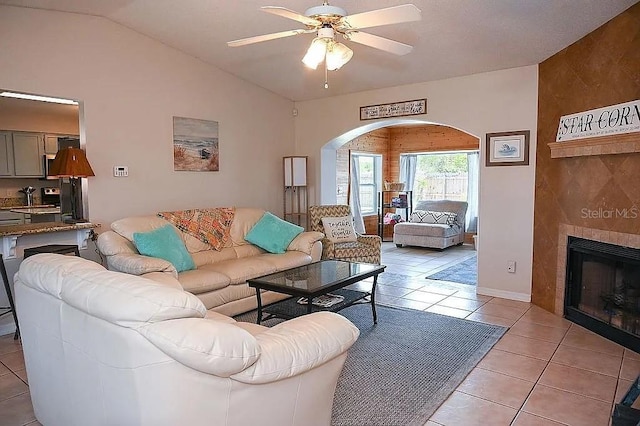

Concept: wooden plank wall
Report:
left=387, top=125, right=480, bottom=182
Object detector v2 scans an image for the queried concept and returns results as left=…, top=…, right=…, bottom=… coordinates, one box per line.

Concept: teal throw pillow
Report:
left=245, top=212, right=304, bottom=254
left=133, top=225, right=196, bottom=272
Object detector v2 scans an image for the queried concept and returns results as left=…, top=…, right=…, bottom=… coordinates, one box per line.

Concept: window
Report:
left=413, top=152, right=470, bottom=201
left=352, top=153, right=382, bottom=215
left=401, top=150, right=479, bottom=232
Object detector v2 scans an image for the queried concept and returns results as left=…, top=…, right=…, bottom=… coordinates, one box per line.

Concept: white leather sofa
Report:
left=96, top=207, right=324, bottom=316
left=14, top=254, right=359, bottom=426
left=393, top=200, right=468, bottom=249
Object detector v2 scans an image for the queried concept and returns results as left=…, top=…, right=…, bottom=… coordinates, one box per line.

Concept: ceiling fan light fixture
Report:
left=302, top=37, right=327, bottom=69
left=326, top=41, right=353, bottom=70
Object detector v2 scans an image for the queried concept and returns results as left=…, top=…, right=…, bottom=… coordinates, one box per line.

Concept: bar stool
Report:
left=23, top=244, right=80, bottom=258
left=0, top=254, right=19, bottom=340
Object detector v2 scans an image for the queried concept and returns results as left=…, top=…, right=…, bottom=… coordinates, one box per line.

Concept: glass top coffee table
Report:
left=247, top=260, right=386, bottom=324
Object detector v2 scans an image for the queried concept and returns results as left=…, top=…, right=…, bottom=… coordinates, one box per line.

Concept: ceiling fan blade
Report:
left=347, top=32, right=413, bottom=55
left=261, top=6, right=321, bottom=27
left=340, top=4, right=421, bottom=30
left=227, top=29, right=307, bottom=47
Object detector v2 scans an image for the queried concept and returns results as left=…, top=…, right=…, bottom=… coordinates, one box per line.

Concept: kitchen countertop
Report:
left=0, top=204, right=56, bottom=210
left=10, top=207, right=61, bottom=215
left=0, top=221, right=98, bottom=237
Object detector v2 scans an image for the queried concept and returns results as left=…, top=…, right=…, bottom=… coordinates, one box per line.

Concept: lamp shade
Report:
left=302, top=37, right=327, bottom=70
left=49, top=147, right=95, bottom=178
left=326, top=42, right=353, bottom=71
left=284, top=156, right=307, bottom=186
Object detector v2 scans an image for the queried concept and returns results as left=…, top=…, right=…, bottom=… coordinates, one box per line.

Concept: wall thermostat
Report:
left=113, top=166, right=129, bottom=177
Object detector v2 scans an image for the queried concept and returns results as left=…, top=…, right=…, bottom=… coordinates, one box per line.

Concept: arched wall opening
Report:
left=319, top=118, right=480, bottom=205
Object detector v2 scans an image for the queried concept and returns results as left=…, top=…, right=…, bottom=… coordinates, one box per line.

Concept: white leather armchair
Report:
left=14, top=254, right=359, bottom=426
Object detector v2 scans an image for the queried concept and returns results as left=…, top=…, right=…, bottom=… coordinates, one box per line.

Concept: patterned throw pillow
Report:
left=158, top=208, right=236, bottom=251
left=409, top=210, right=458, bottom=226
left=321, top=216, right=358, bottom=243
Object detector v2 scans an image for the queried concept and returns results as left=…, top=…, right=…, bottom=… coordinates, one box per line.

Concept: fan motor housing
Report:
left=317, top=26, right=335, bottom=39
left=305, top=4, right=346, bottom=20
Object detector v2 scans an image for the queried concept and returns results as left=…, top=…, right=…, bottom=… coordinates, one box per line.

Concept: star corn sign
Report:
left=556, top=99, right=640, bottom=142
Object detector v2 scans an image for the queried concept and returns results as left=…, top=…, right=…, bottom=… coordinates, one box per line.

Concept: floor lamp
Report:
left=49, top=147, right=95, bottom=223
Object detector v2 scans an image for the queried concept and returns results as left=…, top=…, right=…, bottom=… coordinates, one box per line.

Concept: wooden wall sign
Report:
left=556, top=99, right=640, bottom=142
left=360, top=99, right=427, bottom=120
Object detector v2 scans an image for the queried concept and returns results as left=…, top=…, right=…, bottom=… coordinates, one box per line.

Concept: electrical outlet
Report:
left=6, top=189, right=13, bottom=196
left=507, top=260, right=516, bottom=273
left=113, top=166, right=129, bottom=177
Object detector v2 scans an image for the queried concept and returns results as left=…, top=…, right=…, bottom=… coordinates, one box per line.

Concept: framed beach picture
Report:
left=173, top=116, right=219, bottom=171
left=485, top=130, right=530, bottom=166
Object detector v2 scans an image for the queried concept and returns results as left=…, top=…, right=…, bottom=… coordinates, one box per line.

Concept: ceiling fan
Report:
left=227, top=2, right=421, bottom=85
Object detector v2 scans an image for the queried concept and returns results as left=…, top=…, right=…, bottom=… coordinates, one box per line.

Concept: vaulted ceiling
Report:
left=1, top=0, right=637, bottom=101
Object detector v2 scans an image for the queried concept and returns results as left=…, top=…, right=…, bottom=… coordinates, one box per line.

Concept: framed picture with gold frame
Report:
left=485, top=130, right=530, bottom=166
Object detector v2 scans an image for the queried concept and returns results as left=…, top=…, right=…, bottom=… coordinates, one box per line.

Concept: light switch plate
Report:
left=113, top=166, right=128, bottom=177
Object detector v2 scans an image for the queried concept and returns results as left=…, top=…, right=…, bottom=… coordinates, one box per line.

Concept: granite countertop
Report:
left=0, top=204, right=55, bottom=210
left=0, top=222, right=99, bottom=237
left=10, top=207, right=61, bottom=215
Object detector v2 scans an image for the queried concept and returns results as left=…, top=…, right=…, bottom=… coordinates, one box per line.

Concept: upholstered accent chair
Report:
left=309, top=205, right=382, bottom=264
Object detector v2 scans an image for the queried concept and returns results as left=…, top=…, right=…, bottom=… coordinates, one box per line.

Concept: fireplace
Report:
left=565, top=237, right=640, bottom=352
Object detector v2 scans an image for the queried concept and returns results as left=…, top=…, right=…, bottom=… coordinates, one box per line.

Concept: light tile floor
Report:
left=0, top=242, right=638, bottom=425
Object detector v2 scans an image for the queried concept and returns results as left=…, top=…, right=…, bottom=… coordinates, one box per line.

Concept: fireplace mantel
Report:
left=548, top=132, right=640, bottom=158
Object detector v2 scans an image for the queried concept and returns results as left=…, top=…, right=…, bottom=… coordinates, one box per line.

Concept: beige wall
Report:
left=0, top=6, right=295, bottom=227
left=294, top=66, right=539, bottom=301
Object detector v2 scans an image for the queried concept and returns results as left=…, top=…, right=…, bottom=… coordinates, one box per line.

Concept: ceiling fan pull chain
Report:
left=324, top=63, right=329, bottom=89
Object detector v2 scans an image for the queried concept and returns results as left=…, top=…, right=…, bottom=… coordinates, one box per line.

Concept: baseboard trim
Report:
left=476, top=287, right=531, bottom=302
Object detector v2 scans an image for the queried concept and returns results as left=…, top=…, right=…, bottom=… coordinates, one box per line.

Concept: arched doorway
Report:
left=319, top=118, right=479, bottom=203
left=318, top=118, right=480, bottom=240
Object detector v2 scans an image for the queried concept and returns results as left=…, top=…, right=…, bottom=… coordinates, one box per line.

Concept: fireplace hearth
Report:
left=565, top=237, right=640, bottom=352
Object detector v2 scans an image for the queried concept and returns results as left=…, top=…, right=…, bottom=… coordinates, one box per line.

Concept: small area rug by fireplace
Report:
left=235, top=303, right=506, bottom=426
left=426, top=254, right=477, bottom=285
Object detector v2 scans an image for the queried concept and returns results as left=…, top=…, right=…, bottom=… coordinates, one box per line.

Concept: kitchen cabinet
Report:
left=13, top=132, right=44, bottom=177
left=0, top=131, right=47, bottom=178
left=0, top=131, right=78, bottom=178
left=44, top=135, right=59, bottom=154
left=0, top=132, right=13, bottom=177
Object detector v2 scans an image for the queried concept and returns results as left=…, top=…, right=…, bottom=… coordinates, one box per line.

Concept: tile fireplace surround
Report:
left=549, top=135, right=640, bottom=316
left=554, top=224, right=640, bottom=315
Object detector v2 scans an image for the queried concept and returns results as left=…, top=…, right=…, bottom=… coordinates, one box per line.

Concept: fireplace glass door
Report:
left=566, top=237, right=640, bottom=352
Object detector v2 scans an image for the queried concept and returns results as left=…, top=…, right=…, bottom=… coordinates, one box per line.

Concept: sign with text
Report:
left=556, top=99, right=640, bottom=142
left=360, top=99, right=427, bottom=120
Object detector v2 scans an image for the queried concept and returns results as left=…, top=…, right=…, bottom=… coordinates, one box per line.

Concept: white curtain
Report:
left=466, top=152, right=479, bottom=232
left=349, top=154, right=366, bottom=234
left=398, top=154, right=417, bottom=220
left=399, top=154, right=417, bottom=191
